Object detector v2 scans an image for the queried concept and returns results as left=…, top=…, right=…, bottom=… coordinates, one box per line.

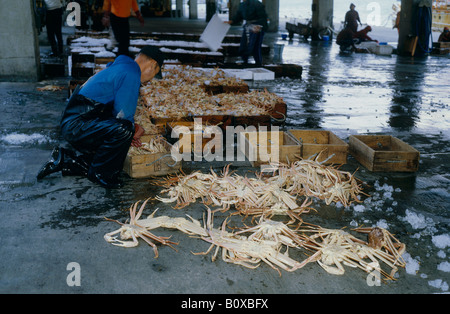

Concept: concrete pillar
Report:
left=263, top=0, right=279, bottom=32
left=397, top=0, right=432, bottom=56
left=311, top=0, right=334, bottom=40
left=0, top=0, right=40, bottom=81
left=189, top=0, right=198, bottom=19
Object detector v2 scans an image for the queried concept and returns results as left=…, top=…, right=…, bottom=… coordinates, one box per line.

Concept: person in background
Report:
left=226, top=0, right=268, bottom=66
left=353, top=25, right=378, bottom=43
left=44, top=0, right=64, bottom=57
left=344, top=3, right=362, bottom=33
left=36, top=46, right=165, bottom=189
left=336, top=26, right=356, bottom=52
left=102, top=0, right=145, bottom=56
left=438, top=27, right=450, bottom=42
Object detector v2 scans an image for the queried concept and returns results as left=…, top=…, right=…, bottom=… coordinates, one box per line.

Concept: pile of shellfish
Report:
left=105, top=160, right=407, bottom=281
left=137, top=66, right=284, bottom=121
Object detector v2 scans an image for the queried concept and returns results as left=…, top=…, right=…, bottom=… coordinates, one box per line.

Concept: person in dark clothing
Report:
left=353, top=25, right=378, bottom=43
left=37, top=46, right=165, bottom=189
left=344, top=3, right=362, bottom=33
left=226, top=0, right=268, bottom=66
left=44, top=0, right=64, bottom=57
left=102, top=0, right=145, bottom=56
left=438, top=27, right=450, bottom=42
left=336, top=26, right=356, bottom=52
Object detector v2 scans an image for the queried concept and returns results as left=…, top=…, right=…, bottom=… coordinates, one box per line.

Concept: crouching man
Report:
left=37, top=46, right=164, bottom=188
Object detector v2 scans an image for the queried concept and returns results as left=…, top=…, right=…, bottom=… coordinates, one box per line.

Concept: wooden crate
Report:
left=240, top=130, right=301, bottom=167
left=349, top=135, right=420, bottom=172
left=166, top=121, right=219, bottom=154
left=123, top=136, right=181, bottom=178
left=288, top=130, right=348, bottom=164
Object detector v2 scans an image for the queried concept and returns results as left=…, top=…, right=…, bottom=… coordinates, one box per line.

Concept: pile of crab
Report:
left=104, top=159, right=407, bottom=282
left=136, top=66, right=284, bottom=120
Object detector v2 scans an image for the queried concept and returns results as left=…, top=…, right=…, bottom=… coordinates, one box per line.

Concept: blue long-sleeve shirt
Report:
left=79, top=55, right=141, bottom=123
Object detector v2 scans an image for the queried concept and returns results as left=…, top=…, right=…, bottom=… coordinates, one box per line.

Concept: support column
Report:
left=311, top=0, right=334, bottom=40
left=263, top=0, right=279, bottom=32
left=0, top=0, right=40, bottom=81
left=189, top=0, right=198, bottom=19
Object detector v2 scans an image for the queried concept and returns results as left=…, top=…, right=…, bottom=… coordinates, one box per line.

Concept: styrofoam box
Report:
left=373, top=45, right=394, bottom=56
left=222, top=69, right=254, bottom=80
left=246, top=68, right=275, bottom=80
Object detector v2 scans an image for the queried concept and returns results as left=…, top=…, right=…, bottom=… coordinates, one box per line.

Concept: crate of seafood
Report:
left=166, top=121, right=220, bottom=154
left=123, top=135, right=181, bottom=178
left=287, top=130, right=348, bottom=164
left=240, top=130, right=301, bottom=167
left=349, top=135, right=419, bottom=172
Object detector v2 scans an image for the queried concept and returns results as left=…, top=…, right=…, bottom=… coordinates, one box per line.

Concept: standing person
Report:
left=344, top=3, right=362, bottom=33
left=36, top=46, right=165, bottom=189
left=44, top=0, right=64, bottom=57
left=226, top=0, right=268, bottom=66
left=102, top=0, right=145, bottom=56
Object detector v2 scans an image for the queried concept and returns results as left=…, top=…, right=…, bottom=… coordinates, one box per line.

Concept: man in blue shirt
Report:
left=37, top=46, right=164, bottom=188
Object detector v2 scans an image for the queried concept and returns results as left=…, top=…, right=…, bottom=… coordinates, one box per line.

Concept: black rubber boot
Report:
left=87, top=168, right=123, bottom=189
left=36, top=146, right=64, bottom=180
left=61, top=149, right=90, bottom=177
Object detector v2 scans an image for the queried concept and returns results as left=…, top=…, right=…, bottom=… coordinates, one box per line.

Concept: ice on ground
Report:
left=428, top=279, right=449, bottom=292
left=375, top=219, right=389, bottom=229
left=353, top=204, right=366, bottom=212
left=0, top=133, right=50, bottom=145
left=437, top=261, right=450, bottom=273
left=437, top=250, right=447, bottom=259
left=400, top=209, right=435, bottom=230
left=403, top=252, right=420, bottom=275
left=432, top=234, right=450, bottom=249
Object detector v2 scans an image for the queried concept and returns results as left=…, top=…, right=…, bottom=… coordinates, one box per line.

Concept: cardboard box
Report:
left=349, top=135, right=420, bottom=172
left=288, top=130, right=348, bottom=164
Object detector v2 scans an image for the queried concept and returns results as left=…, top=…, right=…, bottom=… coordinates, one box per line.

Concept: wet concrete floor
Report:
left=0, top=18, right=449, bottom=295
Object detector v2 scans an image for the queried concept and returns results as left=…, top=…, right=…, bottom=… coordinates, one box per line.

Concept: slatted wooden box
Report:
left=166, top=121, right=219, bottom=154
left=240, top=131, right=301, bottom=167
left=287, top=130, right=348, bottom=164
left=123, top=135, right=181, bottom=178
left=349, top=135, right=420, bottom=172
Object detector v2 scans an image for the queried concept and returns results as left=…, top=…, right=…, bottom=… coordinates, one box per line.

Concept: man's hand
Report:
left=102, top=10, right=111, bottom=27
left=135, top=11, right=144, bottom=26
left=131, top=123, right=145, bottom=147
